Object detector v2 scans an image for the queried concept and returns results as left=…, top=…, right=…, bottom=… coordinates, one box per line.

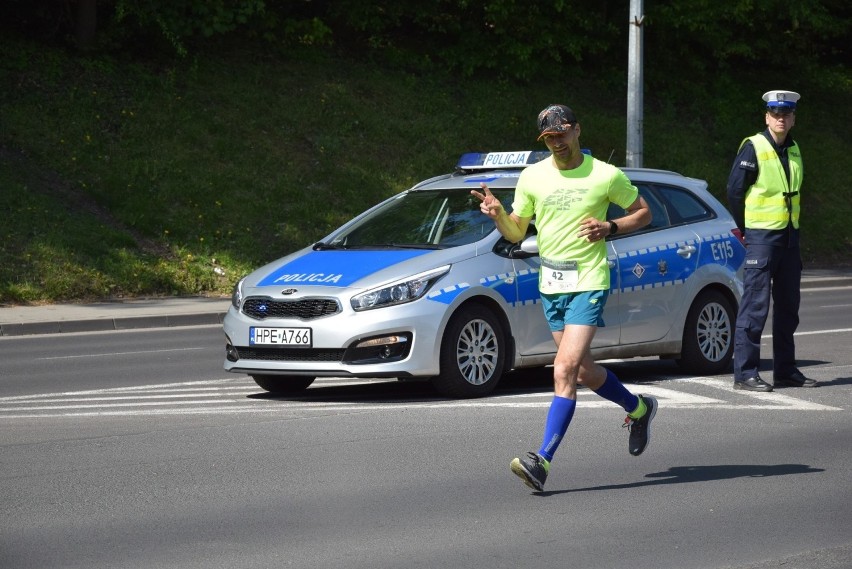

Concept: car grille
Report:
left=242, top=297, right=340, bottom=321
left=235, top=347, right=346, bottom=362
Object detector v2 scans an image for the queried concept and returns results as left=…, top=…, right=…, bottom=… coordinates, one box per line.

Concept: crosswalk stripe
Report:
left=664, top=377, right=841, bottom=410
left=0, top=373, right=844, bottom=419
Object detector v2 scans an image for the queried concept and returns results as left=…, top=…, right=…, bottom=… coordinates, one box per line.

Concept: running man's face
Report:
left=542, top=124, right=581, bottom=166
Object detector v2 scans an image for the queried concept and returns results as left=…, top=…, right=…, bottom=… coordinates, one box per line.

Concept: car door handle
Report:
left=677, top=245, right=697, bottom=258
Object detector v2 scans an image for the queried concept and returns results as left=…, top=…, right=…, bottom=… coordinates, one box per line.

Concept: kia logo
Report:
left=281, top=289, right=298, bottom=295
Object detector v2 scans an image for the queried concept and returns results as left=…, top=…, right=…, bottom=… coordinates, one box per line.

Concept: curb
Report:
left=0, top=312, right=227, bottom=337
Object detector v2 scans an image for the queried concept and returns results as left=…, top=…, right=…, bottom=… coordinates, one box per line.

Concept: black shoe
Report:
left=510, top=452, right=549, bottom=491
left=774, top=371, right=817, bottom=388
left=733, top=376, right=773, bottom=392
left=624, top=395, right=657, bottom=456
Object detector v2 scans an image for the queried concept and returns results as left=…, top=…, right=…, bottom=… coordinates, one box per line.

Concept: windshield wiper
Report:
left=313, top=241, right=347, bottom=250
left=315, top=241, right=446, bottom=251
left=382, top=243, right=447, bottom=250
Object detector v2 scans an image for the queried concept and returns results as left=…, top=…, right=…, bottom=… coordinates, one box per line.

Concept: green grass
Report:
left=1, top=37, right=850, bottom=304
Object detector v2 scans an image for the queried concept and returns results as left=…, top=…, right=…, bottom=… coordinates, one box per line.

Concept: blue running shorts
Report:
left=540, top=289, right=608, bottom=331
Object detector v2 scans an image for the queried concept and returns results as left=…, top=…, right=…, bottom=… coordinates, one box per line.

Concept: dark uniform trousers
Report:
left=734, top=242, right=802, bottom=380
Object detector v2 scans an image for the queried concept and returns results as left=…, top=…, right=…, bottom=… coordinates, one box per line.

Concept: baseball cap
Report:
left=537, top=104, right=578, bottom=140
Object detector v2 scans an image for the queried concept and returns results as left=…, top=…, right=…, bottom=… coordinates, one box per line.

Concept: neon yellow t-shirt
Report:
left=512, top=154, right=638, bottom=292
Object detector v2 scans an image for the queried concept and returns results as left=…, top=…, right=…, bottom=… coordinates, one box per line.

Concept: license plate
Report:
left=249, top=327, right=312, bottom=346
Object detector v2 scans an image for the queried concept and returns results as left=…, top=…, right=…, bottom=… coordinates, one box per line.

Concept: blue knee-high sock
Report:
left=593, top=368, right=640, bottom=413
left=538, top=395, right=576, bottom=462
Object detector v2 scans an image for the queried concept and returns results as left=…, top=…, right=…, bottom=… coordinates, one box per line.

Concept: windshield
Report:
left=322, top=188, right=516, bottom=249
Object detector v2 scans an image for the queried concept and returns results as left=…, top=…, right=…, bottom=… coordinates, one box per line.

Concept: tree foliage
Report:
left=111, top=0, right=266, bottom=55
left=649, top=0, right=849, bottom=69
left=1, top=0, right=848, bottom=79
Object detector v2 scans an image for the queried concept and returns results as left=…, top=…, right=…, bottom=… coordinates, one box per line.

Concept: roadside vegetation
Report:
left=1, top=2, right=849, bottom=304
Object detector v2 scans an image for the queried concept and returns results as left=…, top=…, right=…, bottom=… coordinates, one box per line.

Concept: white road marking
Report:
left=674, top=377, right=841, bottom=410
left=35, top=347, right=208, bottom=360
left=775, top=328, right=852, bottom=338
left=0, top=378, right=254, bottom=401
left=0, top=370, right=844, bottom=418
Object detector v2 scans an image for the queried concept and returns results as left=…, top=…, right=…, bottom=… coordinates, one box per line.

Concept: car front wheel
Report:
left=431, top=304, right=506, bottom=398
left=251, top=374, right=315, bottom=394
left=676, top=289, right=735, bottom=375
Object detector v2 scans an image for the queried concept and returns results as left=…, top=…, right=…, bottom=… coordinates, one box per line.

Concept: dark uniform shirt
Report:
left=726, top=129, right=800, bottom=248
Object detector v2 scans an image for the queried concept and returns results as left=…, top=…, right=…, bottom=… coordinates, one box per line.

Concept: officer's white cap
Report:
left=762, top=90, right=800, bottom=111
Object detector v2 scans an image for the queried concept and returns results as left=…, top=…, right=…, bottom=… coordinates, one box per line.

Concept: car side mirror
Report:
left=509, top=235, right=539, bottom=258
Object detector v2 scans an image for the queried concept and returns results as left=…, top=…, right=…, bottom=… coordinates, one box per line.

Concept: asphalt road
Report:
left=1, top=285, right=851, bottom=569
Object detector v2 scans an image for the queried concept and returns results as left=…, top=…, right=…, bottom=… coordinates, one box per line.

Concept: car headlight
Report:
left=351, top=266, right=450, bottom=312
left=231, top=278, right=244, bottom=309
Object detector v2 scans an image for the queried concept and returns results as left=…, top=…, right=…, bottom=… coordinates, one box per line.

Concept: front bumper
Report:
left=222, top=299, right=446, bottom=378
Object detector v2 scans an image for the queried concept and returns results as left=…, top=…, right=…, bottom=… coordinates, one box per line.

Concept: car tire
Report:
left=676, top=289, right=735, bottom=375
left=251, top=374, right=315, bottom=394
left=431, top=304, right=506, bottom=398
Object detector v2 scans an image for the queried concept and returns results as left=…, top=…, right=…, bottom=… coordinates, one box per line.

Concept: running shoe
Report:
left=624, top=395, right=657, bottom=456
left=510, top=452, right=549, bottom=491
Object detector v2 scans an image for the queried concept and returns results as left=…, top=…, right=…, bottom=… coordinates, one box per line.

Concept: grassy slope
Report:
left=1, top=39, right=849, bottom=304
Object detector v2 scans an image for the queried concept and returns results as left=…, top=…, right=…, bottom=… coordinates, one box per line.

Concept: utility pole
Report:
left=626, top=0, right=644, bottom=167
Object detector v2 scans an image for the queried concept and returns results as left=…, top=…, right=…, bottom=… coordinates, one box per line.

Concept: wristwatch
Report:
left=608, top=220, right=618, bottom=235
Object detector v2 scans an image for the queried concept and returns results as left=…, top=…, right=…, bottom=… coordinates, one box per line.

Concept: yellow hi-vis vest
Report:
left=742, top=134, right=802, bottom=229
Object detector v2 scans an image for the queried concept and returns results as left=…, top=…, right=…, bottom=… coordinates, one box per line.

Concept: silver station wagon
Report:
left=223, top=151, right=746, bottom=397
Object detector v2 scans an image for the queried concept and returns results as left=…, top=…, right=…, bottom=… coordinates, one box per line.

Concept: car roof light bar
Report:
left=456, top=151, right=548, bottom=170
left=456, top=149, right=592, bottom=170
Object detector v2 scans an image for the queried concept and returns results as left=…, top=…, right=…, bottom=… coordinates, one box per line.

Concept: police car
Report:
left=223, top=151, right=746, bottom=397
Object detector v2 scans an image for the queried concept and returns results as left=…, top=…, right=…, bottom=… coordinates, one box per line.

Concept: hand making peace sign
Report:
left=470, top=182, right=505, bottom=220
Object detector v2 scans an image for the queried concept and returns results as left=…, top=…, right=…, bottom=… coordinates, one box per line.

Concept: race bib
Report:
left=541, top=259, right=578, bottom=293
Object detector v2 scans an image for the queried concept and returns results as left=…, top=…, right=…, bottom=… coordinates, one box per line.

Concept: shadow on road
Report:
left=245, top=357, right=848, bottom=404
left=246, top=366, right=556, bottom=404
left=537, top=463, right=825, bottom=497
left=245, top=360, right=677, bottom=404
left=804, top=376, right=852, bottom=387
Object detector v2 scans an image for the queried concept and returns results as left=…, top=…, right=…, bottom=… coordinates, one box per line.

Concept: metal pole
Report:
left=626, top=0, right=644, bottom=167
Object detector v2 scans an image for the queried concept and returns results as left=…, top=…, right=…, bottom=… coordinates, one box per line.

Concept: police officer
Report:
left=727, top=90, right=816, bottom=391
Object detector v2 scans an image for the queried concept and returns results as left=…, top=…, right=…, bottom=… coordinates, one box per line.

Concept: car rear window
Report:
left=606, top=185, right=669, bottom=232
left=655, top=185, right=713, bottom=224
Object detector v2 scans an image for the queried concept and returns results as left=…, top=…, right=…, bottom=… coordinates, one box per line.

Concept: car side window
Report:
left=606, top=184, right=669, bottom=236
left=656, top=184, right=714, bottom=224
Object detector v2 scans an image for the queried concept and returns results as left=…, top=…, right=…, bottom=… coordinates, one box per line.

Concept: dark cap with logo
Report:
left=537, top=104, right=578, bottom=140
